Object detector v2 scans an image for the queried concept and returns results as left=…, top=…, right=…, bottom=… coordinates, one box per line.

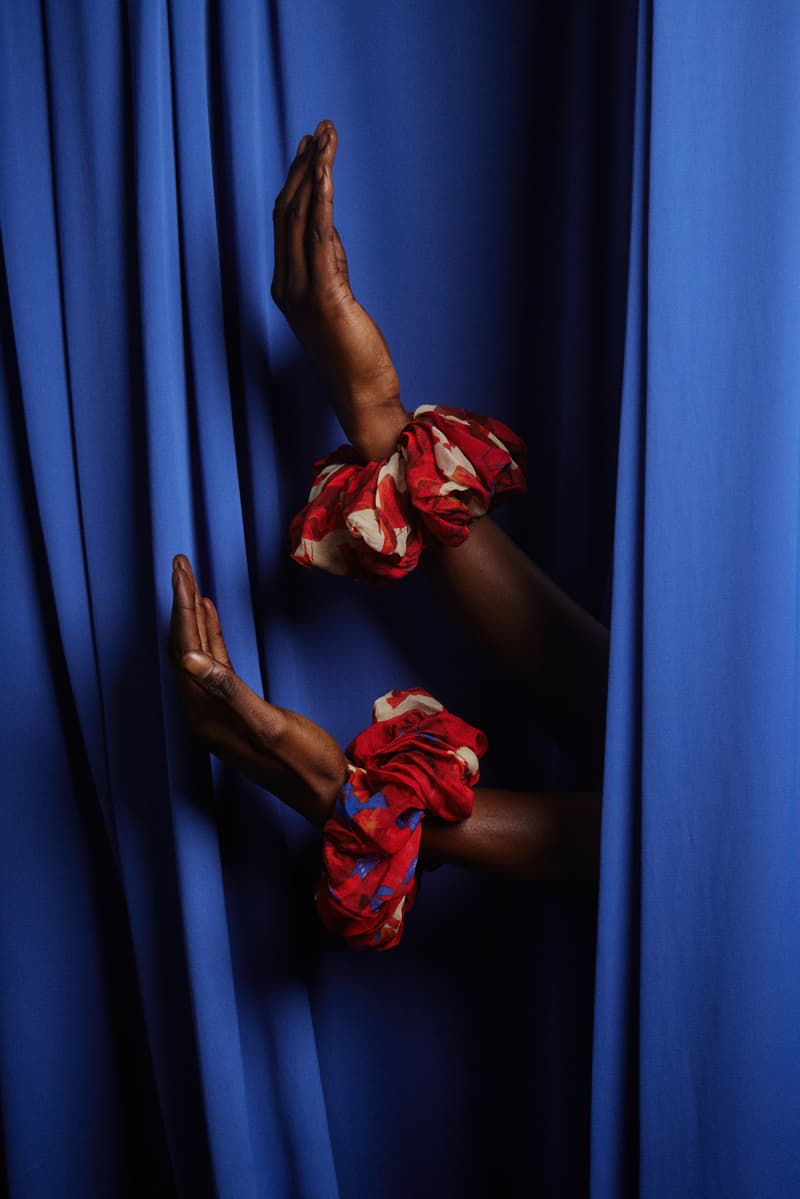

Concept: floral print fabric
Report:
left=289, top=405, right=528, bottom=580
left=316, top=688, right=487, bottom=950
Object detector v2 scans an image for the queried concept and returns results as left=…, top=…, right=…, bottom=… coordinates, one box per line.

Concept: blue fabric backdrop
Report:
left=26, top=0, right=800, bottom=1196
left=592, top=3, right=800, bottom=1197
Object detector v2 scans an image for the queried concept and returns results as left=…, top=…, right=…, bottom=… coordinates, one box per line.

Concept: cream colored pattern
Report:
left=373, top=689, right=444, bottom=723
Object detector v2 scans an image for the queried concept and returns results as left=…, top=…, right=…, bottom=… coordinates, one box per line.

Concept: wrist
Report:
left=333, top=387, right=409, bottom=461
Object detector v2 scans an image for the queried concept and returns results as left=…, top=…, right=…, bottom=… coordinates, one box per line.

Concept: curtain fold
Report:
left=0, top=0, right=115, bottom=847
left=593, top=3, right=800, bottom=1195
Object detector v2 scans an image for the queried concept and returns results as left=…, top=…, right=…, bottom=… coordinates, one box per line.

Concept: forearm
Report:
left=194, top=702, right=602, bottom=886
left=424, top=517, right=610, bottom=777
left=269, top=737, right=603, bottom=886
left=419, top=787, right=601, bottom=885
left=216, top=735, right=601, bottom=885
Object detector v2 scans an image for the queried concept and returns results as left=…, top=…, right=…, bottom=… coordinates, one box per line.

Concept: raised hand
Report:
left=169, top=554, right=347, bottom=824
left=271, top=119, right=408, bottom=462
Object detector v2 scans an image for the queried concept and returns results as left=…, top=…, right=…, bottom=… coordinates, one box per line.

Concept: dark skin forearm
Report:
left=421, top=788, right=601, bottom=884
left=427, top=520, right=610, bottom=780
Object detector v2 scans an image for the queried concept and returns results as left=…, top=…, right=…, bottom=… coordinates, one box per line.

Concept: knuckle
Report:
left=205, top=667, right=237, bottom=703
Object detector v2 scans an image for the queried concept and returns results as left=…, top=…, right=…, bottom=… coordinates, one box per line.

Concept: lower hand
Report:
left=168, top=554, right=347, bottom=825
left=271, top=120, right=407, bottom=461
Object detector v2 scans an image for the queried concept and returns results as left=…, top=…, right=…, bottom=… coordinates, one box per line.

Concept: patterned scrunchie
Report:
left=289, top=405, right=527, bottom=581
left=316, top=687, right=487, bottom=950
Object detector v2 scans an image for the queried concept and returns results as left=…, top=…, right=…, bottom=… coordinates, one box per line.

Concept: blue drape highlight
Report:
left=593, top=2, right=800, bottom=1196
left=1, top=2, right=636, bottom=1196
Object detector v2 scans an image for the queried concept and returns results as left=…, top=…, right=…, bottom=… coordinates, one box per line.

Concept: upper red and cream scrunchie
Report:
left=316, top=687, right=487, bottom=950
left=289, top=405, right=527, bottom=581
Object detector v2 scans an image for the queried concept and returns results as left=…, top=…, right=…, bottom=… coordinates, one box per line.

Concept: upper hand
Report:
left=271, top=120, right=403, bottom=448
left=168, top=554, right=347, bottom=825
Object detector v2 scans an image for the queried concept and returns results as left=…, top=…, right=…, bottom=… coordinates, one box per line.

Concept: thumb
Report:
left=181, top=652, right=238, bottom=702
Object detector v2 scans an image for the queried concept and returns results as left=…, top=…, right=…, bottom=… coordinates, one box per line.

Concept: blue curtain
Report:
left=28, top=0, right=800, bottom=1196
left=592, top=2, right=800, bottom=1197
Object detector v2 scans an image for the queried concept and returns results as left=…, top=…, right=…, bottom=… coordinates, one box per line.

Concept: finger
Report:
left=308, top=123, right=339, bottom=286
left=285, top=120, right=332, bottom=299
left=272, top=134, right=314, bottom=302
left=284, top=165, right=317, bottom=299
left=173, top=552, right=196, bottom=584
left=202, top=597, right=232, bottom=668
left=170, top=560, right=202, bottom=662
left=194, top=584, right=210, bottom=654
left=275, top=133, right=314, bottom=212
left=180, top=653, right=286, bottom=743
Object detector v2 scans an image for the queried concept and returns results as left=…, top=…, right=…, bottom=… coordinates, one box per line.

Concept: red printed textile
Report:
left=316, top=688, right=487, bottom=951
left=289, top=405, right=527, bottom=581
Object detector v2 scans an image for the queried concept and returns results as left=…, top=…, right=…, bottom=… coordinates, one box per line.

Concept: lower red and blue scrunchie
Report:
left=289, top=404, right=527, bottom=581
left=316, top=687, right=487, bottom=950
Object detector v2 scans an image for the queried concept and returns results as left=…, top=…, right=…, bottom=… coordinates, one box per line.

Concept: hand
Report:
left=271, top=119, right=408, bottom=461
left=169, top=554, right=347, bottom=825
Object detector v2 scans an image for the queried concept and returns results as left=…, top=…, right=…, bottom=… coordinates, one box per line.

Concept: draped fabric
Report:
left=0, top=2, right=639, bottom=1196
left=593, top=3, right=800, bottom=1196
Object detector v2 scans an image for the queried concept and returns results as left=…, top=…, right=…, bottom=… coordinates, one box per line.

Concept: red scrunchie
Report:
left=316, top=687, right=487, bottom=951
left=289, top=405, right=527, bottom=581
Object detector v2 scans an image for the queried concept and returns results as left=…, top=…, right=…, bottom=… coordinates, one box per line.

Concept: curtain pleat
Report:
left=0, top=0, right=115, bottom=846
left=592, top=3, right=800, bottom=1195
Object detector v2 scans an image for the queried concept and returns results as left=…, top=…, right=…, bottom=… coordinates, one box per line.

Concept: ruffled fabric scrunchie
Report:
left=316, top=687, right=487, bottom=950
left=289, top=405, right=527, bottom=581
